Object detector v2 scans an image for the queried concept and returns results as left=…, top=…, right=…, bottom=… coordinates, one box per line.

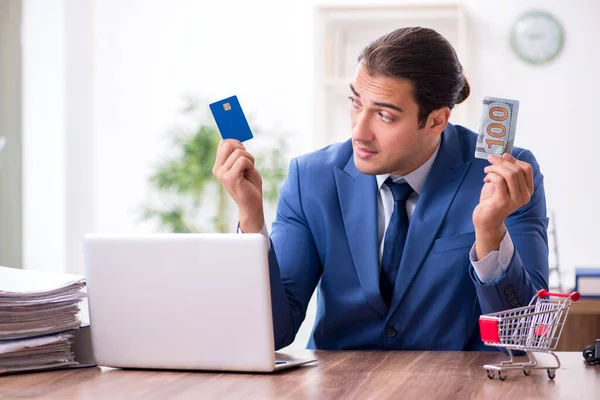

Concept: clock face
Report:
left=511, top=11, right=564, bottom=65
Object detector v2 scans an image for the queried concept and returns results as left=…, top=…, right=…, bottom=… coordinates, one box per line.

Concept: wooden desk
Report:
left=0, top=351, right=598, bottom=399
left=557, top=298, right=600, bottom=351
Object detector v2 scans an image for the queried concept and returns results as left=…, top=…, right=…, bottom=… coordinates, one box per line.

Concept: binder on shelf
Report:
left=574, top=267, right=600, bottom=299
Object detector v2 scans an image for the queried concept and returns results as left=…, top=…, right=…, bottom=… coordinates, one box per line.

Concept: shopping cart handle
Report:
left=537, top=289, right=581, bottom=301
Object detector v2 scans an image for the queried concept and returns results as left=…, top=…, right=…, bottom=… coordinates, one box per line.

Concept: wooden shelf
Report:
left=569, top=298, right=600, bottom=315
left=556, top=298, right=600, bottom=351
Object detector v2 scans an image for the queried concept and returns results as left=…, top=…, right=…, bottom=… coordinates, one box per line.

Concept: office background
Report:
left=0, top=0, right=598, bottom=350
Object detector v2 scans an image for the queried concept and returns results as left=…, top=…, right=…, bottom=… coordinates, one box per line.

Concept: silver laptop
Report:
left=82, top=233, right=316, bottom=372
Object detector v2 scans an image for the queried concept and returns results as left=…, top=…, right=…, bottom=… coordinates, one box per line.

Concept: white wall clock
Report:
left=510, top=10, right=564, bottom=65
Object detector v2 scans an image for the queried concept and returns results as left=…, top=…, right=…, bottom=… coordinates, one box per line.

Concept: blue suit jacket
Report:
left=267, top=124, right=549, bottom=351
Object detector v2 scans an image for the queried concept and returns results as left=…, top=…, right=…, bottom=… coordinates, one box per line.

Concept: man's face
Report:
left=349, top=64, right=440, bottom=176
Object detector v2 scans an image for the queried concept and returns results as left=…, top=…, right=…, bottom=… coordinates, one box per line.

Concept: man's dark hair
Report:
left=358, top=27, right=470, bottom=128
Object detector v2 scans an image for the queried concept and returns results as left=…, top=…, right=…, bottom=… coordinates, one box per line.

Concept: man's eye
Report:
left=379, top=113, right=394, bottom=123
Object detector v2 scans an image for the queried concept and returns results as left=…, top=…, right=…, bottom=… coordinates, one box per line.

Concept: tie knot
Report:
left=385, top=179, right=413, bottom=202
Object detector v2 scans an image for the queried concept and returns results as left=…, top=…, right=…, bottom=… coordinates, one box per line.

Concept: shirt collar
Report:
left=375, top=140, right=441, bottom=195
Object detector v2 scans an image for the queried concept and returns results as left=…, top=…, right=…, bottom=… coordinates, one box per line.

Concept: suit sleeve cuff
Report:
left=469, top=230, right=515, bottom=284
left=237, top=222, right=271, bottom=249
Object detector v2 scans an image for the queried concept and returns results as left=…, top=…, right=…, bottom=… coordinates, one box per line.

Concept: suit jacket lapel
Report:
left=388, top=124, right=473, bottom=316
left=334, top=156, right=387, bottom=317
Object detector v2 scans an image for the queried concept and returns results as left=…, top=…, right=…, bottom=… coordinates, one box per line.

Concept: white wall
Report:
left=460, top=0, right=600, bottom=288
left=21, top=0, right=600, bottom=349
left=22, top=0, right=94, bottom=274
left=22, top=0, right=66, bottom=272
left=92, top=0, right=314, bottom=235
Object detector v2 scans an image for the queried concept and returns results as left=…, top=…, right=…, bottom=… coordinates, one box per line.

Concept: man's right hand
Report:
left=212, top=139, right=265, bottom=233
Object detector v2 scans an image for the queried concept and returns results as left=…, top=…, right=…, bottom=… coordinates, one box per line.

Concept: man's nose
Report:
left=351, top=112, right=373, bottom=142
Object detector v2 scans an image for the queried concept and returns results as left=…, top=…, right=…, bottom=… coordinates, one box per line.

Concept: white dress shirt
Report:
left=375, top=142, right=514, bottom=284
left=248, top=142, right=515, bottom=284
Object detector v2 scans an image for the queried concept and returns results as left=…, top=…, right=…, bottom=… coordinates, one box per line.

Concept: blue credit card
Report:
left=209, top=95, right=254, bottom=142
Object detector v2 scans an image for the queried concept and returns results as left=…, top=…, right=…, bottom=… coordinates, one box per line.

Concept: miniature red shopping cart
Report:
left=479, top=289, right=580, bottom=380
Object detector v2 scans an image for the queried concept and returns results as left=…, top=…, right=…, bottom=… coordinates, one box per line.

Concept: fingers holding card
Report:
left=211, top=96, right=265, bottom=233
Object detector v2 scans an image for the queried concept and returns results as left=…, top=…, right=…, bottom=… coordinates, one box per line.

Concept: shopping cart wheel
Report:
left=498, top=371, right=507, bottom=381
left=547, top=369, right=556, bottom=380
left=523, top=369, right=531, bottom=376
left=486, top=369, right=495, bottom=379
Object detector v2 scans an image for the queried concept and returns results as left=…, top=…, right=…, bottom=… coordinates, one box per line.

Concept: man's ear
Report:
left=425, top=107, right=451, bottom=137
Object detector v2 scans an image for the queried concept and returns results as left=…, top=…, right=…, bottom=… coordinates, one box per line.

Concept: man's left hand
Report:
left=472, top=153, right=534, bottom=260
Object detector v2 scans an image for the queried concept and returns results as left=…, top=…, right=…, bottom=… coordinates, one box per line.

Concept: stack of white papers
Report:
left=0, top=333, right=77, bottom=373
left=0, top=265, right=86, bottom=340
left=0, top=265, right=93, bottom=374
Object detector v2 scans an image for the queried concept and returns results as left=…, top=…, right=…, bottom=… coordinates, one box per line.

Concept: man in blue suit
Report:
left=213, top=27, right=548, bottom=351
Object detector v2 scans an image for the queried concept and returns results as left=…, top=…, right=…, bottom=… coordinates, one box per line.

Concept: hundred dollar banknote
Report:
left=475, top=97, right=519, bottom=160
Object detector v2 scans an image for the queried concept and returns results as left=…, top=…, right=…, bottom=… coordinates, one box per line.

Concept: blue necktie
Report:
left=380, top=179, right=413, bottom=306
